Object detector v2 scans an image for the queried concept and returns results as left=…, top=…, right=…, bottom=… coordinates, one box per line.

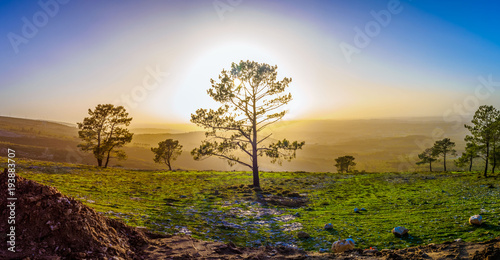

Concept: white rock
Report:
left=324, top=223, right=333, bottom=230
left=392, top=226, right=409, bottom=237
left=331, top=238, right=355, bottom=253
left=469, top=215, right=483, bottom=225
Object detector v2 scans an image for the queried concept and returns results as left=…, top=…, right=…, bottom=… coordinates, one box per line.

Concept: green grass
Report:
left=5, top=158, right=500, bottom=251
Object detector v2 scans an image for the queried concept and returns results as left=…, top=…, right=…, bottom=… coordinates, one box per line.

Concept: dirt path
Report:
left=1, top=169, right=499, bottom=259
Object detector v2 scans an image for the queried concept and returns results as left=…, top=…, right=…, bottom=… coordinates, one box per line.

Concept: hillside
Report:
left=0, top=116, right=473, bottom=172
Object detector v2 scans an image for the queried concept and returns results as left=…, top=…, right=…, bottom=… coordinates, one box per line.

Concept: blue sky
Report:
left=1, top=0, right=499, bottom=126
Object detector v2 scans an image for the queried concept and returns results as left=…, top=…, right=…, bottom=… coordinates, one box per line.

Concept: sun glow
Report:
left=167, top=43, right=284, bottom=121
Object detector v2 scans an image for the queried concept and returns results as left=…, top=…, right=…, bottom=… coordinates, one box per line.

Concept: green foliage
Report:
left=464, top=105, right=500, bottom=176
left=191, top=60, right=305, bottom=187
left=416, top=148, right=437, bottom=172
left=151, top=139, right=182, bottom=171
left=432, top=138, right=456, bottom=172
left=265, top=139, right=305, bottom=165
left=455, top=142, right=480, bottom=171
left=12, top=158, right=500, bottom=252
left=334, top=155, right=356, bottom=173
left=77, top=104, right=133, bottom=168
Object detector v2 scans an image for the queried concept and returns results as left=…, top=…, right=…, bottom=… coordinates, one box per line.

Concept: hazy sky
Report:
left=1, top=0, right=500, bottom=126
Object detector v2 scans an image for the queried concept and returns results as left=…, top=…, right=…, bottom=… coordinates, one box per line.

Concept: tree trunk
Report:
left=104, top=150, right=112, bottom=168
left=97, top=158, right=102, bottom=167
left=429, top=161, right=432, bottom=172
left=251, top=88, right=260, bottom=189
left=491, top=146, right=496, bottom=174
left=443, top=153, right=447, bottom=172
left=485, top=141, right=490, bottom=177
left=251, top=124, right=260, bottom=188
left=469, top=156, right=473, bottom=172
left=163, top=158, right=172, bottom=171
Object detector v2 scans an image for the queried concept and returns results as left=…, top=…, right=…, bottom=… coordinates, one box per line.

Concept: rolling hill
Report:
left=0, top=116, right=474, bottom=172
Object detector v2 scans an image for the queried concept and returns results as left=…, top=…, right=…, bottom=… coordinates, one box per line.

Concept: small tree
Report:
left=432, top=138, right=456, bottom=171
left=191, top=60, right=305, bottom=188
left=334, top=155, right=356, bottom=173
left=455, top=142, right=480, bottom=172
left=151, top=139, right=183, bottom=171
left=77, top=104, right=133, bottom=168
left=464, top=105, right=500, bottom=177
left=489, top=120, right=500, bottom=173
left=416, top=148, right=437, bottom=172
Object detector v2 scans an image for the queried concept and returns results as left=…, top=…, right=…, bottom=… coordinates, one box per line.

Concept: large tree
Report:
left=464, top=105, right=500, bottom=177
left=151, top=139, right=183, bottom=171
left=191, top=60, right=305, bottom=188
left=432, top=138, right=456, bottom=172
left=334, top=155, right=356, bottom=173
left=416, top=148, right=437, bottom=172
left=77, top=104, right=133, bottom=168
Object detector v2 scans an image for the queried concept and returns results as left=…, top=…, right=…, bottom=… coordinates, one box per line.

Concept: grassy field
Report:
left=7, top=158, right=500, bottom=252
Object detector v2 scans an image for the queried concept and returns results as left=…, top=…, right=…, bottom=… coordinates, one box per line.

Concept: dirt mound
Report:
left=0, top=168, right=150, bottom=259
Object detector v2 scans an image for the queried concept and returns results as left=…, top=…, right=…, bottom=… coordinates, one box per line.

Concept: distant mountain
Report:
left=0, top=116, right=474, bottom=172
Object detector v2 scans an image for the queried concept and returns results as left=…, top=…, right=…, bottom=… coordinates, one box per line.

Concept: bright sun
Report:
left=171, top=43, right=283, bottom=121
left=147, top=41, right=305, bottom=123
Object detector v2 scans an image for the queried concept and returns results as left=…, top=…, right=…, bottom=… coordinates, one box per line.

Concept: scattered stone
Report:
left=319, top=248, right=328, bottom=253
left=363, top=246, right=378, bottom=254
left=331, top=238, right=355, bottom=253
left=179, top=195, right=187, bottom=198
left=297, top=231, right=310, bottom=239
left=454, top=238, right=463, bottom=242
left=392, top=226, right=409, bottom=237
left=360, top=208, right=367, bottom=211
left=324, top=223, right=333, bottom=230
left=354, top=208, right=360, bottom=213
left=469, top=215, right=483, bottom=225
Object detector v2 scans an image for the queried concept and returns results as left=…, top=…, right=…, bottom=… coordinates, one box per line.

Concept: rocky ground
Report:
left=1, top=169, right=499, bottom=260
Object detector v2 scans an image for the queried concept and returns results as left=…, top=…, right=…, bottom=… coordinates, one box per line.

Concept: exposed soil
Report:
left=1, top=169, right=499, bottom=260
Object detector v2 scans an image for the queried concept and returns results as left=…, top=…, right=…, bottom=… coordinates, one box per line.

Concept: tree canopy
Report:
left=464, top=105, right=500, bottom=177
left=455, top=142, right=480, bottom=172
left=191, top=60, right=305, bottom=188
left=77, top=104, right=133, bottom=168
left=416, top=148, right=437, bottom=172
left=334, top=155, right=356, bottom=173
left=151, top=139, right=183, bottom=171
left=431, top=138, right=456, bottom=172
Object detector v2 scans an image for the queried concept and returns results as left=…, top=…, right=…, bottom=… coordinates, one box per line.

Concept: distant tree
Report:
left=77, top=104, right=133, bottom=168
left=464, top=105, right=500, bottom=177
left=455, top=142, right=480, bottom=172
left=334, top=155, right=356, bottom=173
left=190, top=60, right=305, bottom=189
left=151, top=139, right=183, bottom=171
left=489, top=120, right=500, bottom=173
left=491, top=146, right=500, bottom=173
left=431, top=138, right=456, bottom=172
left=416, top=148, right=437, bottom=172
